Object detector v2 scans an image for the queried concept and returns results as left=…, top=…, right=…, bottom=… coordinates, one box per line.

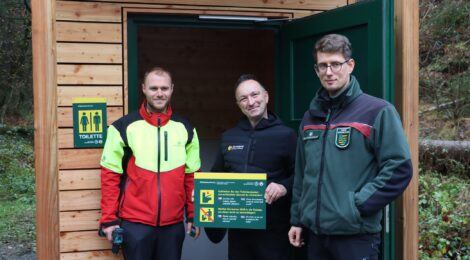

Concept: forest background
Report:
left=0, top=0, right=468, bottom=259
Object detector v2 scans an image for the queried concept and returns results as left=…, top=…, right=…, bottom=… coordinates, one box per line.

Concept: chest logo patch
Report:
left=228, top=145, right=244, bottom=151
left=303, top=129, right=321, bottom=140
left=335, top=127, right=351, bottom=149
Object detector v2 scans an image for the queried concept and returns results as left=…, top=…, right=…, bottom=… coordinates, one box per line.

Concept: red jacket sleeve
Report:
left=184, top=172, right=195, bottom=221
left=100, top=166, right=122, bottom=227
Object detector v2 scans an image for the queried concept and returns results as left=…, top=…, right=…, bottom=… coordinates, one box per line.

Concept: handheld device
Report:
left=98, top=227, right=124, bottom=254
left=189, top=225, right=197, bottom=237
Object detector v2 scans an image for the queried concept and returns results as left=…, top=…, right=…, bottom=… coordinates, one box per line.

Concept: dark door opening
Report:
left=128, top=15, right=281, bottom=260
left=137, top=25, right=277, bottom=141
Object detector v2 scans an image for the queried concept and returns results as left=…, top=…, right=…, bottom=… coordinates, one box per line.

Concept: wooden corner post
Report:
left=32, top=0, right=59, bottom=259
left=394, top=0, right=420, bottom=259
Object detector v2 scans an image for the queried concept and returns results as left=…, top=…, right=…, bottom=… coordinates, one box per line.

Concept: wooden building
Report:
left=32, top=0, right=419, bottom=259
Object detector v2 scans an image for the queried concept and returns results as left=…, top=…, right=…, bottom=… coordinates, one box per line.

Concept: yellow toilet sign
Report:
left=73, top=98, right=107, bottom=148
left=78, top=110, right=103, bottom=133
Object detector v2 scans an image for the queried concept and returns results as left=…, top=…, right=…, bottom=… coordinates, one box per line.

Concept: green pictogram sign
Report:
left=72, top=98, right=107, bottom=148
left=194, top=172, right=266, bottom=229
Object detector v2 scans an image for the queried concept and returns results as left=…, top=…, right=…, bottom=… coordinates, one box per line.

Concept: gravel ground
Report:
left=0, top=242, right=35, bottom=260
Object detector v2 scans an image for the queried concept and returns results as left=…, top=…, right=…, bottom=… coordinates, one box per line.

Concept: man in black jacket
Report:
left=207, top=75, right=297, bottom=260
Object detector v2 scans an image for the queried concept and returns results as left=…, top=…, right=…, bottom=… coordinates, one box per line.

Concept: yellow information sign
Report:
left=73, top=98, right=107, bottom=148
left=194, top=172, right=266, bottom=229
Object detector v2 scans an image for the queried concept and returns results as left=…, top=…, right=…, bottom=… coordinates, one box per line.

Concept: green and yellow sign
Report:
left=72, top=98, right=107, bottom=148
left=194, top=172, right=266, bottom=229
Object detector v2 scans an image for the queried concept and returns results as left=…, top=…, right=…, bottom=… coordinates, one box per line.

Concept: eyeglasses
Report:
left=314, top=59, right=351, bottom=73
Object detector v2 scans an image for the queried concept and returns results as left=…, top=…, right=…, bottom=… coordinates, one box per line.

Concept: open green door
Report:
left=276, top=0, right=394, bottom=259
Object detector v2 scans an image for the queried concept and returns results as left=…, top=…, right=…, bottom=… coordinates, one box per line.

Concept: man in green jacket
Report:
left=288, top=34, right=412, bottom=259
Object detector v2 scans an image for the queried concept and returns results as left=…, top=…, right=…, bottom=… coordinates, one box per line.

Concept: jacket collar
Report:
left=310, top=75, right=363, bottom=111
left=139, top=101, right=172, bottom=127
left=237, top=111, right=282, bottom=130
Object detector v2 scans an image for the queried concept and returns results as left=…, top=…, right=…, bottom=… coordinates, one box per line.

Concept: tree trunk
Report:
left=419, top=139, right=470, bottom=177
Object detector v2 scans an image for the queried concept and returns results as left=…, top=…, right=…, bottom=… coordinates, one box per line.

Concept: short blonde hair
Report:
left=142, top=67, right=173, bottom=85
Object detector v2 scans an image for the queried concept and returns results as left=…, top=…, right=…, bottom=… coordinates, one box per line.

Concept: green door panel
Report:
left=277, top=0, right=394, bottom=129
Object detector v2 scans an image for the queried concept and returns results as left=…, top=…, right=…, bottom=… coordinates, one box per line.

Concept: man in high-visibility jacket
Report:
left=99, top=67, right=201, bottom=260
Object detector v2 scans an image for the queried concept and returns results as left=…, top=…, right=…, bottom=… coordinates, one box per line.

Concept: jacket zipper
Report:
left=156, top=116, right=162, bottom=226
left=316, top=108, right=331, bottom=234
left=164, top=131, right=168, bottom=161
left=244, top=130, right=254, bottom=172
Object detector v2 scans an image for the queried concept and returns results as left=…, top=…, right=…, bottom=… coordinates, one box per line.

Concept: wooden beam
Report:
left=56, top=1, right=122, bottom=22
left=394, top=0, right=419, bottom=259
left=64, top=0, right=347, bottom=10
left=60, top=190, right=101, bottom=211
left=57, top=0, right=316, bottom=22
left=60, top=210, right=101, bottom=232
left=58, top=149, right=103, bottom=169
left=32, top=0, right=60, bottom=259
left=58, top=86, right=123, bottom=106
left=60, top=231, right=112, bottom=252
left=57, top=43, right=122, bottom=64
left=58, top=128, right=73, bottom=149
left=56, top=22, right=122, bottom=43
left=57, top=65, right=123, bottom=85
left=60, top=250, right=120, bottom=260
left=59, top=169, right=101, bottom=190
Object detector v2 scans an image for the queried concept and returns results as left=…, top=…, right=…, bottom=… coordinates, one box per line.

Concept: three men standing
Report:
left=98, top=33, right=412, bottom=260
left=288, top=34, right=412, bottom=259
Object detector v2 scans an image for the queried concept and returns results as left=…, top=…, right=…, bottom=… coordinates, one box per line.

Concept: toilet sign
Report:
left=72, top=98, right=107, bottom=148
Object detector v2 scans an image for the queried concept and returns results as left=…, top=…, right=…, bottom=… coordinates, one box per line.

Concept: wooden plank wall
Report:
left=55, top=1, right=124, bottom=258
left=52, top=1, right=348, bottom=259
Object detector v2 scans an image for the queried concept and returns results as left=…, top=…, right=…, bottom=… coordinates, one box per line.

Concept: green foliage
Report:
left=0, top=200, right=36, bottom=247
left=0, top=128, right=35, bottom=202
left=0, top=128, right=36, bottom=251
left=419, top=0, right=470, bottom=140
left=0, top=0, right=32, bottom=125
left=418, top=169, right=470, bottom=259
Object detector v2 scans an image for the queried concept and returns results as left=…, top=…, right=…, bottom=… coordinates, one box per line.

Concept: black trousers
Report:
left=228, top=228, right=292, bottom=260
left=121, top=220, right=185, bottom=260
left=307, top=231, right=381, bottom=260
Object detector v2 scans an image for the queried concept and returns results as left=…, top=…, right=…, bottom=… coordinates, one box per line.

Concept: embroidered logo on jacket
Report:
left=335, top=127, right=351, bottom=149
left=303, top=129, right=321, bottom=140
left=228, top=145, right=244, bottom=151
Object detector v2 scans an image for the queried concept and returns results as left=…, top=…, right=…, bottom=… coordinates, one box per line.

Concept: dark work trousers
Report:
left=307, top=231, right=381, bottom=260
left=228, top=228, right=292, bottom=260
left=121, top=220, right=185, bottom=260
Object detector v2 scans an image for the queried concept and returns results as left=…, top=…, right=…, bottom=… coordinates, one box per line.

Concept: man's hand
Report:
left=264, top=182, right=287, bottom=204
left=288, top=226, right=304, bottom=247
left=186, top=222, right=200, bottom=239
left=102, top=225, right=120, bottom=241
